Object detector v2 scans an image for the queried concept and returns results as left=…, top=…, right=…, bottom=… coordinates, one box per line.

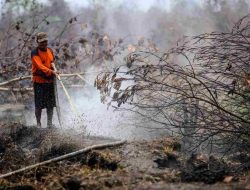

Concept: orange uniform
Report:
left=31, top=47, right=55, bottom=83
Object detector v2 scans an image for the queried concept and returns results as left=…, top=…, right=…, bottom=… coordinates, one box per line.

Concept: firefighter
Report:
left=31, top=32, right=59, bottom=128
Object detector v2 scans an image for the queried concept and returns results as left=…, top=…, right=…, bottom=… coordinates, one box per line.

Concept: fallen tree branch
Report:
left=0, top=140, right=126, bottom=179
left=0, top=85, right=86, bottom=91
left=0, top=76, right=31, bottom=86
left=0, top=72, right=100, bottom=86
left=0, top=87, right=33, bottom=91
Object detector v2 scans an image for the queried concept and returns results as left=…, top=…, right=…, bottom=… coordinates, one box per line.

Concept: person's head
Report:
left=36, top=32, right=48, bottom=50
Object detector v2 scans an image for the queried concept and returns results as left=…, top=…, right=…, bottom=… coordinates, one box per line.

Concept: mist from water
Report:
left=21, top=0, right=250, bottom=140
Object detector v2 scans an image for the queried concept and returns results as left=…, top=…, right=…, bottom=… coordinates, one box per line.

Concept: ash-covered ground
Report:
left=0, top=124, right=250, bottom=190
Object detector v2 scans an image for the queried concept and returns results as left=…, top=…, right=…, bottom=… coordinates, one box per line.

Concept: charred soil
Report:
left=0, top=124, right=250, bottom=190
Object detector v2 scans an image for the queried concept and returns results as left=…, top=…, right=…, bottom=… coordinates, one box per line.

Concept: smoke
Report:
left=50, top=66, right=157, bottom=140
left=64, top=0, right=250, bottom=49
left=17, top=0, right=250, bottom=140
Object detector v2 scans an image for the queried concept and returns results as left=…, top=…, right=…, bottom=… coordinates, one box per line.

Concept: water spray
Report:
left=52, top=63, right=80, bottom=128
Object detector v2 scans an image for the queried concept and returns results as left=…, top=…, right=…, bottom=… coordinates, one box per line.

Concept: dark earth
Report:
left=0, top=123, right=250, bottom=190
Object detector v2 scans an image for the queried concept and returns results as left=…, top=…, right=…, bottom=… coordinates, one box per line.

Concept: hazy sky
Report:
left=39, top=0, right=203, bottom=12
left=40, top=0, right=172, bottom=11
left=0, top=0, right=208, bottom=13
left=38, top=0, right=207, bottom=12
left=0, top=0, right=169, bottom=15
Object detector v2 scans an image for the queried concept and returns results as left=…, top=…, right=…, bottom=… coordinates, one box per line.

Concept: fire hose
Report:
left=52, top=63, right=80, bottom=128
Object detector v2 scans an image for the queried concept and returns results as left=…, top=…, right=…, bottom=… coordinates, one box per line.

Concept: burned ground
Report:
left=0, top=125, right=250, bottom=189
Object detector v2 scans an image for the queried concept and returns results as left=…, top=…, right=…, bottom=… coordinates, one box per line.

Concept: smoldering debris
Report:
left=0, top=125, right=82, bottom=173
left=154, top=152, right=180, bottom=169
left=0, top=124, right=123, bottom=174
left=0, top=129, right=249, bottom=189
left=180, top=154, right=232, bottom=184
left=81, top=151, right=119, bottom=171
left=153, top=151, right=238, bottom=184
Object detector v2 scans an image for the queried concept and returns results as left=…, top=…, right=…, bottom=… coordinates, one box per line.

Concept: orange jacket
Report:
left=31, top=47, right=55, bottom=83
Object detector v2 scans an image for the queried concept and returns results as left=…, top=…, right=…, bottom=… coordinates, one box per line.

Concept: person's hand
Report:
left=52, top=70, right=60, bottom=75
left=52, top=70, right=61, bottom=80
left=55, top=71, right=61, bottom=75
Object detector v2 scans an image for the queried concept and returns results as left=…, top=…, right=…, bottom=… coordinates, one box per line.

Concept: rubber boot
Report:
left=47, top=107, right=54, bottom=128
left=35, top=108, right=42, bottom=127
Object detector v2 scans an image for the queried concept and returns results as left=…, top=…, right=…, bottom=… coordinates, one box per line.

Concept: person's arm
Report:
left=51, top=62, right=60, bottom=79
left=48, top=48, right=60, bottom=77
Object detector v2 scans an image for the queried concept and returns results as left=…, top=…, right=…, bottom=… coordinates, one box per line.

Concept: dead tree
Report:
left=95, top=14, right=250, bottom=156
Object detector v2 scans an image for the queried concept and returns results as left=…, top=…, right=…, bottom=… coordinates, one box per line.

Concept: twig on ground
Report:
left=0, top=140, right=126, bottom=179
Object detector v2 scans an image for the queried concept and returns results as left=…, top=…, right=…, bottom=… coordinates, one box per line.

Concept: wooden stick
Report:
left=0, top=76, right=31, bottom=86
left=76, top=73, right=92, bottom=86
left=0, top=87, right=33, bottom=91
left=0, top=72, right=107, bottom=86
left=0, top=140, right=126, bottom=179
left=0, top=85, right=85, bottom=91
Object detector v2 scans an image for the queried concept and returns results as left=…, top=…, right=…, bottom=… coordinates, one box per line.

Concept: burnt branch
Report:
left=95, top=14, right=250, bottom=155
